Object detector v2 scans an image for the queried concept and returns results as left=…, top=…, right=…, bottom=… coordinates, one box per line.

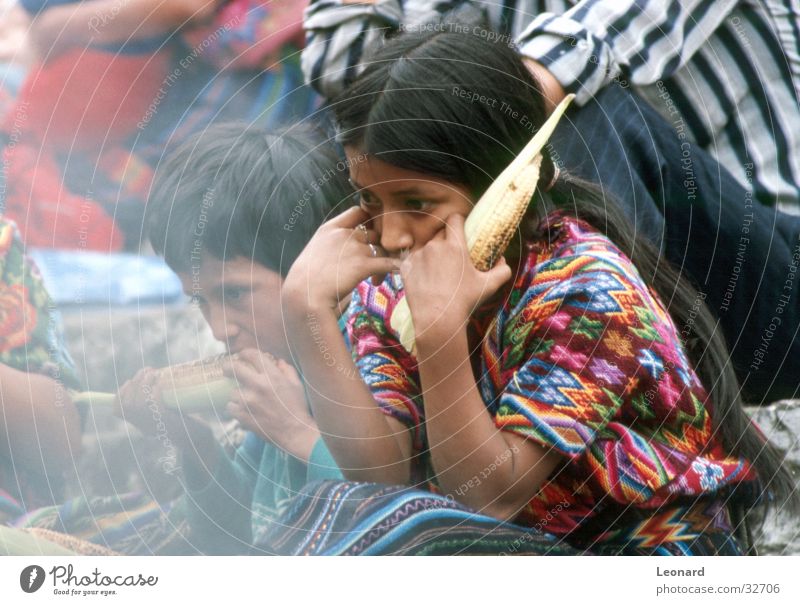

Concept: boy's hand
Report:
left=223, top=349, right=321, bottom=462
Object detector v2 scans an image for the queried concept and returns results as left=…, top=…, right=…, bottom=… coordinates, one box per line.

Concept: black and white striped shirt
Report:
left=302, top=0, right=800, bottom=212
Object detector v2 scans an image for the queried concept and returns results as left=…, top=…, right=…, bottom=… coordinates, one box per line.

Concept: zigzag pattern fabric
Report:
left=346, top=212, right=758, bottom=551
left=266, top=480, right=582, bottom=556
left=264, top=480, right=744, bottom=555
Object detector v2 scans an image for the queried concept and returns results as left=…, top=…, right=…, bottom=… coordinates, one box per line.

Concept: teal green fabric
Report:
left=185, top=435, right=342, bottom=554
left=184, top=314, right=349, bottom=553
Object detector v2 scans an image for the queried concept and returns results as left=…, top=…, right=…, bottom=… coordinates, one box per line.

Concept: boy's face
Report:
left=178, top=256, right=290, bottom=360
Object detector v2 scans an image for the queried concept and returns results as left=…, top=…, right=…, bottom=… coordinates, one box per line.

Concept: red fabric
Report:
left=3, top=49, right=169, bottom=150
left=1, top=143, right=124, bottom=251
left=1, top=48, right=169, bottom=250
left=182, top=0, right=307, bottom=70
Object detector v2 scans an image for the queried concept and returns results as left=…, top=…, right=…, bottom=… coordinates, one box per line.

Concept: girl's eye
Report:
left=358, top=192, right=381, bottom=210
left=405, top=199, right=429, bottom=212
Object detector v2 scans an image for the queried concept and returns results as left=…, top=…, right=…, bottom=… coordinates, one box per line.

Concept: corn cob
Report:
left=70, top=352, right=238, bottom=414
left=0, top=526, right=80, bottom=556
left=390, top=94, right=575, bottom=353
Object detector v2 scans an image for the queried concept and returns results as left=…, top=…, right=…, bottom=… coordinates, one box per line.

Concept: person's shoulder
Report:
left=503, top=210, right=655, bottom=324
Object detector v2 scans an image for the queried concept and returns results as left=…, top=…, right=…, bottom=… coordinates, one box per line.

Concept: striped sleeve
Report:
left=302, top=0, right=406, bottom=98
left=516, top=0, right=739, bottom=105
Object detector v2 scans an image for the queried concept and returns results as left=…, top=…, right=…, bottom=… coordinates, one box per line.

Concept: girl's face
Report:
left=345, top=148, right=474, bottom=258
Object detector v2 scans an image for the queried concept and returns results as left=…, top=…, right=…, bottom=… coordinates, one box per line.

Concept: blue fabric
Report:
left=28, top=249, right=184, bottom=306
left=551, top=84, right=800, bottom=402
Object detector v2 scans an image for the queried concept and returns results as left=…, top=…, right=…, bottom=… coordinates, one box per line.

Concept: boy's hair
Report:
left=146, top=123, right=352, bottom=276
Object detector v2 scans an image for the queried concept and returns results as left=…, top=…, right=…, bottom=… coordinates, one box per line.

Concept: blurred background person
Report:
left=0, top=0, right=315, bottom=251
left=0, top=218, right=83, bottom=524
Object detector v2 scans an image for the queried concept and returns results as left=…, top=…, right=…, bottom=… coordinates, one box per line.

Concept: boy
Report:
left=116, top=123, right=352, bottom=554
left=18, top=125, right=352, bottom=554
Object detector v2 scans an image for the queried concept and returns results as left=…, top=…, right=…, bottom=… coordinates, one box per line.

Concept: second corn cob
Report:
left=70, top=353, right=237, bottom=414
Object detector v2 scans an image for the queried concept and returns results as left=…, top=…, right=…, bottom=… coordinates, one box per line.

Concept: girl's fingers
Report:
left=366, top=255, right=402, bottom=286
left=347, top=241, right=398, bottom=284
left=444, top=212, right=468, bottom=246
left=352, top=222, right=379, bottom=245
left=489, top=257, right=513, bottom=284
left=431, top=222, right=448, bottom=242
left=365, top=255, right=402, bottom=275
left=480, top=257, right=513, bottom=300
left=327, top=206, right=370, bottom=229
left=363, top=228, right=379, bottom=245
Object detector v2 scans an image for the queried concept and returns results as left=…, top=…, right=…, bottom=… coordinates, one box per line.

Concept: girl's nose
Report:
left=378, top=211, right=414, bottom=255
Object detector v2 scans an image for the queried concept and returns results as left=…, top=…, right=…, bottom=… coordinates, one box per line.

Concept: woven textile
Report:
left=266, top=480, right=581, bottom=555
left=13, top=492, right=196, bottom=556
left=0, top=219, right=79, bottom=515
left=345, top=212, right=758, bottom=552
left=265, top=480, right=745, bottom=555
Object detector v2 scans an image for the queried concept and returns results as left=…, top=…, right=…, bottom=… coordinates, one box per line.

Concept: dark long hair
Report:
left=332, top=30, right=797, bottom=515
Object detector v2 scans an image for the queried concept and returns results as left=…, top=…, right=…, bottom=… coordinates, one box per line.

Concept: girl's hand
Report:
left=401, top=213, right=512, bottom=342
left=223, top=349, right=320, bottom=462
left=282, top=207, right=400, bottom=312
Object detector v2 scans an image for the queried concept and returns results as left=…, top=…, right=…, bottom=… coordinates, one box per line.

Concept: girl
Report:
left=272, top=30, right=797, bottom=555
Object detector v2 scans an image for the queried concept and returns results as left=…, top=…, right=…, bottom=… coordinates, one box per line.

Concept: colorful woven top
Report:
left=0, top=219, right=79, bottom=518
left=346, top=212, right=759, bottom=549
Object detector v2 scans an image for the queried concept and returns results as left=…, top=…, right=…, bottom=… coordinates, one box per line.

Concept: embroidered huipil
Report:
left=346, top=212, right=758, bottom=551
